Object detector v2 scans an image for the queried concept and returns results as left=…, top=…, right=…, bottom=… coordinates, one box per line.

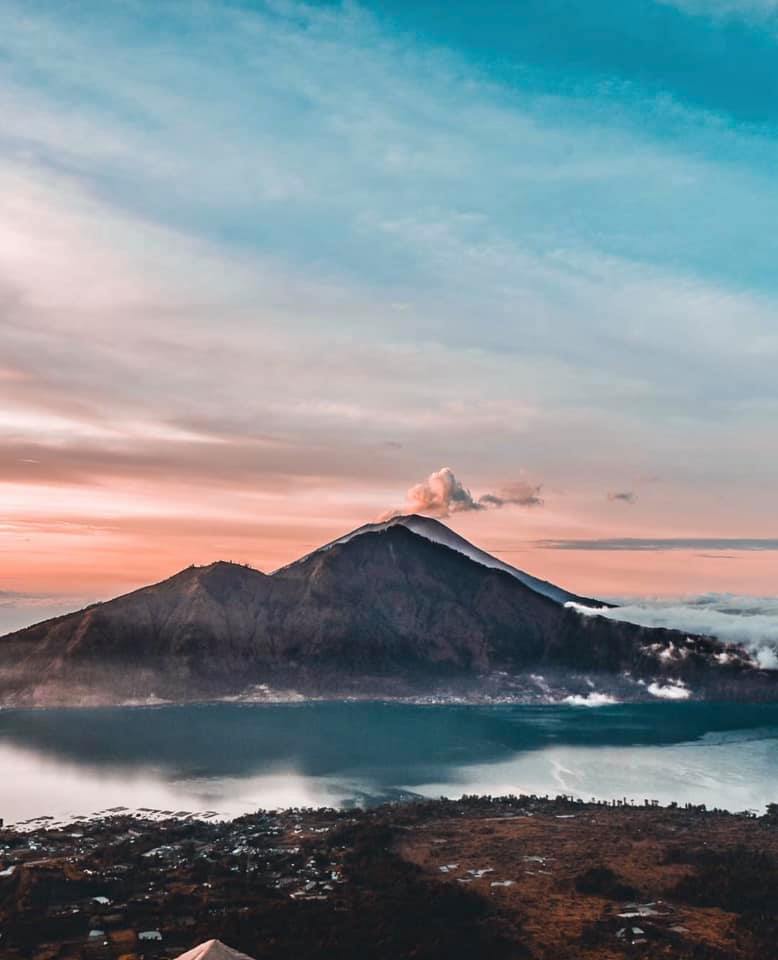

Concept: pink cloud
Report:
left=384, top=466, right=543, bottom=519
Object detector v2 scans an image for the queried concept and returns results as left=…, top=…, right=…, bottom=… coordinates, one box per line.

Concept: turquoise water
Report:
left=1, top=702, right=776, bottom=824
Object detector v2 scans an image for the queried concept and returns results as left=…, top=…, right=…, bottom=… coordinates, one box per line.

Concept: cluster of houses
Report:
left=0, top=808, right=349, bottom=958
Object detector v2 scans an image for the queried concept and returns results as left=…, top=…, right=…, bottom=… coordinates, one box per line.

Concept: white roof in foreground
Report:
left=174, top=940, right=257, bottom=960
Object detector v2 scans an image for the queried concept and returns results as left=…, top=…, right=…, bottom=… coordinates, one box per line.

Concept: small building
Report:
left=174, top=940, right=257, bottom=960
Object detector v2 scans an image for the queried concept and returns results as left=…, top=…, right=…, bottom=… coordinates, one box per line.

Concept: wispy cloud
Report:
left=537, top=538, right=778, bottom=551
left=1, top=0, right=778, bottom=594
left=479, top=480, right=544, bottom=509
left=661, top=1, right=778, bottom=22
left=607, top=491, right=637, bottom=504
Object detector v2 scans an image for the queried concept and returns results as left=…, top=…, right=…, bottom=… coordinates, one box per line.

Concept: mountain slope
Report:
left=277, top=513, right=601, bottom=605
left=0, top=523, right=774, bottom=705
left=0, top=562, right=275, bottom=702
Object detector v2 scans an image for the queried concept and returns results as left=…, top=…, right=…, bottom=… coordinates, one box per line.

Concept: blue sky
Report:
left=1, top=0, right=778, bottom=608
left=7, top=0, right=778, bottom=290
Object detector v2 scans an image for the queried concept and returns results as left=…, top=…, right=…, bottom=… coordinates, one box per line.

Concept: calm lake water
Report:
left=1, top=701, right=777, bottom=825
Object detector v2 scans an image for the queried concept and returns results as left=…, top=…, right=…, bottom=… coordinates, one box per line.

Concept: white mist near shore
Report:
left=569, top=594, right=778, bottom=670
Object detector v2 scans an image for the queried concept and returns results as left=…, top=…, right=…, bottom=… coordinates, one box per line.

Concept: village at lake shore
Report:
left=1, top=794, right=776, bottom=960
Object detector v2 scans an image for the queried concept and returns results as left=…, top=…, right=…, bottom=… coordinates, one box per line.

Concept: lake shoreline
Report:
left=2, top=701, right=777, bottom=823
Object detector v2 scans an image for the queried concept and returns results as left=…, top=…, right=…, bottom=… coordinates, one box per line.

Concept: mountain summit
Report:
left=0, top=518, right=773, bottom=705
left=277, top=513, right=602, bottom=606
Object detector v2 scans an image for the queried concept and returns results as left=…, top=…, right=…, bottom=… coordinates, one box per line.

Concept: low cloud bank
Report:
left=569, top=594, right=778, bottom=670
left=385, top=467, right=542, bottom=519
left=563, top=692, right=619, bottom=707
left=0, top=593, right=93, bottom=636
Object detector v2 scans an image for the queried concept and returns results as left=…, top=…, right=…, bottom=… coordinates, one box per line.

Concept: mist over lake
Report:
left=2, top=701, right=776, bottom=825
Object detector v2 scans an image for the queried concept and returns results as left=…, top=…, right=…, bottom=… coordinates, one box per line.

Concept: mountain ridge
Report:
left=275, top=513, right=603, bottom=606
left=0, top=519, right=775, bottom=706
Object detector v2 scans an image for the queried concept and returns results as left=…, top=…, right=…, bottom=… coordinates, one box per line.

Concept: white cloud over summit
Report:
left=384, top=467, right=543, bottom=519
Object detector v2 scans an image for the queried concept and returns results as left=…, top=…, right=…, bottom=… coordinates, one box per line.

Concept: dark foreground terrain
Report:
left=1, top=797, right=777, bottom=960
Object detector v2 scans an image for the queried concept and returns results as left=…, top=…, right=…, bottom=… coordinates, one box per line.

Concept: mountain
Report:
left=277, top=513, right=603, bottom=606
left=0, top=518, right=774, bottom=706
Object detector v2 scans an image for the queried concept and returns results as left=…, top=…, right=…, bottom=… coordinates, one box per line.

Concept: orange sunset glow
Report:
left=2, top=0, right=778, bottom=641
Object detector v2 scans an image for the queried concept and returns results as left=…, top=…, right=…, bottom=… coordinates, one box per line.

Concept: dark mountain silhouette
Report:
left=0, top=520, right=774, bottom=705
left=280, top=513, right=603, bottom=606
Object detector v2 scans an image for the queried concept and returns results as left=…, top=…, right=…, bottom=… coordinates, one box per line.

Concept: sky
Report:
left=2, top=0, right=778, bottom=629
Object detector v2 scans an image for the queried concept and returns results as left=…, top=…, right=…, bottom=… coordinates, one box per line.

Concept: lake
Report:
left=1, top=701, right=777, bottom=825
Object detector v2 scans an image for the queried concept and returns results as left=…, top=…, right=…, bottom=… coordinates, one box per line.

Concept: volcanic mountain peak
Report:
left=0, top=513, right=773, bottom=707
left=93, top=560, right=268, bottom=610
left=276, top=512, right=598, bottom=606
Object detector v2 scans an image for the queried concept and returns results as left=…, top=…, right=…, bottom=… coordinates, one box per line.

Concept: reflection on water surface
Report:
left=1, top=701, right=777, bottom=823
